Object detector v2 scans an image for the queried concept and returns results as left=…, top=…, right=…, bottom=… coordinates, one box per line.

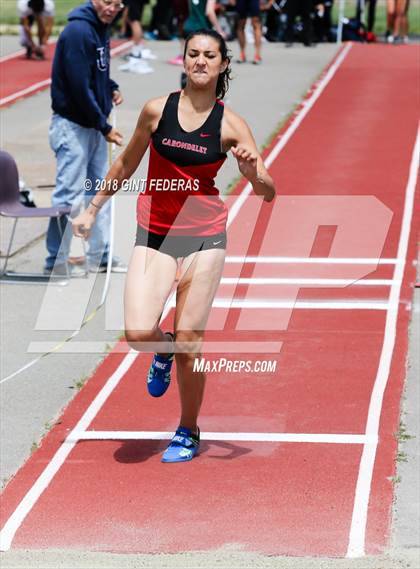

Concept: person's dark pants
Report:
left=356, top=0, right=377, bottom=32
left=314, top=1, right=334, bottom=42
left=284, top=0, right=313, bottom=45
left=151, top=0, right=173, bottom=38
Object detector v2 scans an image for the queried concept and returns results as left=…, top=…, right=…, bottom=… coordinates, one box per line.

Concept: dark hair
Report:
left=183, top=30, right=232, bottom=100
left=28, top=0, right=45, bottom=13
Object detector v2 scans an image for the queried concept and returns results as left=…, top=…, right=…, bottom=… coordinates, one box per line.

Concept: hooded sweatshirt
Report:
left=51, top=1, right=119, bottom=135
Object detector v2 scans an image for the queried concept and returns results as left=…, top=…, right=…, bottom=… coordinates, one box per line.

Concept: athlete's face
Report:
left=92, top=0, right=124, bottom=24
left=184, top=36, right=228, bottom=90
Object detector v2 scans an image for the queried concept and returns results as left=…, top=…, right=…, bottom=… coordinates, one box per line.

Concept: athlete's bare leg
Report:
left=393, top=0, right=407, bottom=37
left=124, top=245, right=177, bottom=353
left=173, top=248, right=225, bottom=431
left=237, top=18, right=247, bottom=60
left=130, top=19, right=144, bottom=56
left=251, top=16, right=262, bottom=60
left=386, top=0, right=396, bottom=34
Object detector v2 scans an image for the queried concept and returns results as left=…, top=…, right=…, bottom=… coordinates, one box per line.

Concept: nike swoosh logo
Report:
left=213, top=240, right=222, bottom=245
left=200, top=133, right=211, bottom=138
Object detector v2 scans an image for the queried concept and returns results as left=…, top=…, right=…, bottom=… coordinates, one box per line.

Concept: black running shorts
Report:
left=135, top=226, right=227, bottom=259
left=236, top=0, right=260, bottom=19
left=126, top=0, right=146, bottom=22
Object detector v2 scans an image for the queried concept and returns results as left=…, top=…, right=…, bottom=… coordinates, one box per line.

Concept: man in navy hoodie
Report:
left=44, top=0, right=125, bottom=276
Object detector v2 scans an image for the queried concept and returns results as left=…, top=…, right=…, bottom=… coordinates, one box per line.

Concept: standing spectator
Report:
left=168, top=0, right=189, bottom=65
left=284, top=0, right=314, bottom=47
left=150, top=0, right=173, bottom=39
left=44, top=0, right=126, bottom=276
left=386, top=0, right=410, bottom=43
left=125, top=0, right=156, bottom=58
left=18, top=0, right=54, bottom=59
left=184, top=0, right=225, bottom=37
left=236, top=0, right=268, bottom=64
left=179, top=0, right=226, bottom=85
left=126, top=0, right=147, bottom=56
left=313, top=1, right=334, bottom=43
left=355, top=0, right=377, bottom=40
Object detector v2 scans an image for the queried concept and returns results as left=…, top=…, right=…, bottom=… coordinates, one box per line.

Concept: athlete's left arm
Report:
left=223, top=109, right=275, bottom=202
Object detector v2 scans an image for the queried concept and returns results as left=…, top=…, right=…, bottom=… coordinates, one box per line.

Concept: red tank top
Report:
left=137, top=91, right=228, bottom=236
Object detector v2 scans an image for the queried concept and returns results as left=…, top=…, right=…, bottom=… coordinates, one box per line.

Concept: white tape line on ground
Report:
left=168, top=298, right=392, bottom=310
left=71, top=430, right=378, bottom=445
left=225, top=256, right=400, bottom=264
left=220, top=278, right=394, bottom=286
left=26, top=341, right=283, bottom=354
left=346, top=125, right=420, bottom=558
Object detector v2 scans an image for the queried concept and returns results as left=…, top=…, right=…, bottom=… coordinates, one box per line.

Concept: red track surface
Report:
left=0, top=40, right=129, bottom=107
left=1, top=44, right=419, bottom=557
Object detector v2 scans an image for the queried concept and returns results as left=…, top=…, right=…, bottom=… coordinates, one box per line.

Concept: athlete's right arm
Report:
left=72, top=97, right=166, bottom=239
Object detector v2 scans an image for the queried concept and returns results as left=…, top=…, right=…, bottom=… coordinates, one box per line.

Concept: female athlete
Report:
left=72, top=29, right=275, bottom=463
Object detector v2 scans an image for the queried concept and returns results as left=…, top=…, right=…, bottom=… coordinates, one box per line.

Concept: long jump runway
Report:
left=1, top=44, right=418, bottom=558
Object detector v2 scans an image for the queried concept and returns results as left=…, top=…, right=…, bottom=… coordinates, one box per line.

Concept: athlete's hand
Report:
left=72, top=210, right=96, bottom=240
left=112, top=90, right=124, bottom=106
left=231, top=145, right=258, bottom=180
left=105, top=127, right=123, bottom=146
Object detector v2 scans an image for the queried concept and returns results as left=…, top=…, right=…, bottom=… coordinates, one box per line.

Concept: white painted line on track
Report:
left=0, top=350, right=137, bottom=552
left=0, top=49, right=26, bottom=63
left=0, top=78, right=51, bottom=106
left=168, top=298, right=392, bottom=310
left=227, top=43, right=353, bottom=226
left=220, top=278, right=395, bottom=286
left=109, top=40, right=133, bottom=56
left=0, top=45, right=353, bottom=550
left=225, top=256, right=400, bottom=264
left=0, top=41, right=132, bottom=107
left=26, top=341, right=283, bottom=354
left=346, top=125, right=420, bottom=558
left=71, top=431, right=378, bottom=445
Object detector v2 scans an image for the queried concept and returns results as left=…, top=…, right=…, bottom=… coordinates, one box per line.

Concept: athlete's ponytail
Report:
left=183, top=30, right=232, bottom=100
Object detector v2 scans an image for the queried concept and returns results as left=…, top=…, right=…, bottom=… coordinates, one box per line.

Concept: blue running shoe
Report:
left=161, top=426, right=200, bottom=463
left=147, top=334, right=174, bottom=397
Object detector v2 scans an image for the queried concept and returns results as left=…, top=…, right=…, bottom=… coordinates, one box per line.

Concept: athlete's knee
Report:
left=237, top=19, right=246, bottom=31
left=174, top=330, right=203, bottom=360
left=125, top=328, right=156, bottom=350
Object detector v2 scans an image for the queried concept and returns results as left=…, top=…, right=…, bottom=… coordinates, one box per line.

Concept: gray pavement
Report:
left=0, top=36, right=419, bottom=568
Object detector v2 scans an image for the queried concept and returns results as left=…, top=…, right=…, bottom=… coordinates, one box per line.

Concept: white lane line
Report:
left=0, top=46, right=352, bottom=550
left=0, top=41, right=132, bottom=107
left=0, top=48, right=26, bottom=63
left=0, top=351, right=137, bottom=552
left=0, top=79, right=52, bottom=106
left=168, top=298, right=391, bottom=310
left=225, top=256, right=400, bottom=264
left=26, top=341, right=283, bottom=354
left=109, top=40, right=133, bottom=56
left=220, top=278, right=394, bottom=286
left=346, top=125, right=420, bottom=558
left=227, top=43, right=353, bottom=225
left=71, top=431, right=378, bottom=445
